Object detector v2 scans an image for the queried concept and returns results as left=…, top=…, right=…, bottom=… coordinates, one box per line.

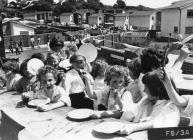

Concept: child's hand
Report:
left=58, top=71, right=66, bottom=80
left=51, top=94, right=61, bottom=103
left=37, top=105, right=51, bottom=112
left=22, top=92, right=30, bottom=101
left=82, top=72, right=91, bottom=82
left=167, top=42, right=183, bottom=53
left=157, top=68, right=170, bottom=82
left=90, top=111, right=102, bottom=119
left=117, top=124, right=134, bottom=135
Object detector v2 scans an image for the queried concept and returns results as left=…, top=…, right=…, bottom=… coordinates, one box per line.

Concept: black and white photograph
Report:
left=0, top=0, right=193, bottom=139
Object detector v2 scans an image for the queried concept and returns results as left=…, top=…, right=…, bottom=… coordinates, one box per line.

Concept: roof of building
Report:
left=23, top=11, right=53, bottom=15
left=89, top=13, right=104, bottom=17
left=60, top=12, right=73, bottom=16
left=130, top=11, right=155, bottom=16
left=3, top=19, right=41, bottom=29
left=75, top=9, right=95, bottom=14
left=159, top=0, right=193, bottom=10
left=115, top=13, right=130, bottom=17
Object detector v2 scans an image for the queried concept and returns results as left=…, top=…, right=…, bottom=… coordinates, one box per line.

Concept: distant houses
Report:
left=129, top=11, right=157, bottom=30
left=59, top=13, right=74, bottom=25
left=23, top=11, right=53, bottom=23
left=3, top=19, right=41, bottom=36
left=159, top=0, right=193, bottom=38
left=114, top=13, right=130, bottom=27
left=88, top=13, right=104, bottom=26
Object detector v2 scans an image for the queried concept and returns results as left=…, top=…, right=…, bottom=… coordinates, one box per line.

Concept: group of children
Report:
left=9, top=39, right=23, bottom=55
left=1, top=37, right=193, bottom=136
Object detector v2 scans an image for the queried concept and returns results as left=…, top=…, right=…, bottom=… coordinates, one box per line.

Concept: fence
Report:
left=82, top=32, right=141, bottom=66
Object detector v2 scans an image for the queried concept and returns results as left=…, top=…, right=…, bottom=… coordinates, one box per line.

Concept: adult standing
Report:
left=47, top=35, right=51, bottom=51
left=37, top=36, right=41, bottom=48
left=18, top=39, right=23, bottom=52
left=30, top=36, right=35, bottom=49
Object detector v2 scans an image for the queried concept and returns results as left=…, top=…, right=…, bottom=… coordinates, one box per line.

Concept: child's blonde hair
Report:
left=105, top=65, right=130, bottom=87
left=37, top=65, right=58, bottom=81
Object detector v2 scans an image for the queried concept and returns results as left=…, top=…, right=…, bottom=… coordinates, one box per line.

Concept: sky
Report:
left=99, top=0, right=177, bottom=8
left=53, top=0, right=178, bottom=8
left=8, top=0, right=178, bottom=9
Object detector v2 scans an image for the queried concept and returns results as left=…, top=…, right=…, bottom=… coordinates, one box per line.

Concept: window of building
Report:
left=185, top=27, right=193, bottom=34
left=187, top=10, right=193, bottom=18
left=99, top=17, right=102, bottom=20
left=152, top=16, right=154, bottom=20
left=174, top=26, right=178, bottom=33
left=49, top=13, right=52, bottom=16
left=37, top=14, right=40, bottom=20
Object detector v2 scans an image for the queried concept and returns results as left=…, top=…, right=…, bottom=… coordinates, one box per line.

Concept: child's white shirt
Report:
left=126, top=79, right=142, bottom=103
left=179, top=95, right=193, bottom=126
left=121, top=98, right=180, bottom=128
left=28, top=85, right=71, bottom=106
left=95, top=87, right=135, bottom=111
left=65, top=69, right=93, bottom=95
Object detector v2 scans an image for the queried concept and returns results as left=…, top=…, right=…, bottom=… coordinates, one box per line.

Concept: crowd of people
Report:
left=0, top=36, right=193, bottom=136
left=9, top=39, right=23, bottom=55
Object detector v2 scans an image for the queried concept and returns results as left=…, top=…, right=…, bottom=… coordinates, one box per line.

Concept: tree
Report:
left=53, top=1, right=75, bottom=16
left=87, top=0, right=101, bottom=10
left=116, top=0, right=126, bottom=8
left=21, top=0, right=54, bottom=12
left=113, top=4, right=118, bottom=9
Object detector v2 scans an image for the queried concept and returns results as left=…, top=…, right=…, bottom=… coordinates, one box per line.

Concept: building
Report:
left=23, top=11, right=53, bottom=22
left=75, top=9, right=95, bottom=24
left=59, top=13, right=75, bottom=25
left=159, top=0, right=193, bottom=38
left=129, top=11, right=157, bottom=30
left=88, top=13, right=104, bottom=26
left=114, top=13, right=130, bottom=27
left=3, top=19, right=41, bottom=36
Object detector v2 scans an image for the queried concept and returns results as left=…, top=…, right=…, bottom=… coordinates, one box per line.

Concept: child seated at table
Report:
left=22, top=65, right=71, bottom=112
left=126, top=57, right=142, bottom=103
left=15, top=58, right=44, bottom=93
left=91, top=58, right=109, bottom=91
left=0, top=60, right=22, bottom=91
left=159, top=68, right=193, bottom=126
left=45, top=52, right=66, bottom=86
left=119, top=70, right=180, bottom=135
left=90, top=58, right=109, bottom=110
left=85, top=65, right=134, bottom=117
left=46, top=52, right=60, bottom=68
left=64, top=54, right=94, bottom=109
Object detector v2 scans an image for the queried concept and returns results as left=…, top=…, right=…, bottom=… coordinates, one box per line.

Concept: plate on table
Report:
left=93, top=121, right=124, bottom=134
left=67, top=109, right=94, bottom=120
left=28, top=98, right=50, bottom=107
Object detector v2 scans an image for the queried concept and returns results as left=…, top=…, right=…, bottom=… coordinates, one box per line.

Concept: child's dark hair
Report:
left=105, top=65, right=130, bottom=87
left=140, top=47, right=168, bottom=74
left=2, top=60, right=20, bottom=73
left=127, top=57, right=141, bottom=79
left=91, top=59, right=109, bottom=79
left=31, top=53, right=45, bottom=63
left=37, top=65, right=58, bottom=81
left=49, top=37, right=64, bottom=51
left=69, top=54, right=86, bottom=64
left=19, top=59, right=30, bottom=76
left=142, top=70, right=169, bottom=100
